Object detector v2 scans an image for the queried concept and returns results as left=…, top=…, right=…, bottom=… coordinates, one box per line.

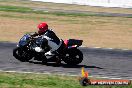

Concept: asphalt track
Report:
left=0, top=42, right=132, bottom=80
left=33, top=7, right=132, bottom=17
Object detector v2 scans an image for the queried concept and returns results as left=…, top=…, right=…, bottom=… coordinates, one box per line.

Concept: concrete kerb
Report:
left=0, top=70, right=132, bottom=80
left=80, top=46, right=132, bottom=52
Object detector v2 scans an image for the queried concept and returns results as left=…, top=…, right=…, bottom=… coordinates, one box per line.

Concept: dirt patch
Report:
left=0, top=11, right=132, bottom=49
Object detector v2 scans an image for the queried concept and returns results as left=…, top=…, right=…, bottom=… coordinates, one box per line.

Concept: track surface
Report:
left=33, top=7, right=132, bottom=17
left=0, top=42, right=132, bottom=79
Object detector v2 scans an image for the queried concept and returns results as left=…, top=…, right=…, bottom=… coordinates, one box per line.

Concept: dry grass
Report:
left=0, top=11, right=132, bottom=49
left=0, top=0, right=132, bottom=14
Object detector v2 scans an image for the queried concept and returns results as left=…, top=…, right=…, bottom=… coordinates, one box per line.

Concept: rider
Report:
left=31, top=22, right=62, bottom=57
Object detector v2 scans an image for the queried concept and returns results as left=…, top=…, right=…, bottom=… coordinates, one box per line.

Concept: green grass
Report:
left=0, top=5, right=33, bottom=13
left=0, top=5, right=93, bottom=17
left=0, top=72, right=131, bottom=88
left=0, top=5, right=129, bottom=18
left=0, top=72, right=81, bottom=88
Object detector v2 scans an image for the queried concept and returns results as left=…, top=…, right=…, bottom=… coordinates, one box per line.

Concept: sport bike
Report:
left=13, top=34, right=83, bottom=65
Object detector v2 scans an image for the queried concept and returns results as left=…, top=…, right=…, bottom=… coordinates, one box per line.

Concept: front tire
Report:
left=13, top=47, right=32, bottom=62
left=63, top=48, right=83, bottom=65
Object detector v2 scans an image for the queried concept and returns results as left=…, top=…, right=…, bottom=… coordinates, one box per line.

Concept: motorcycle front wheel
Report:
left=63, top=48, right=83, bottom=65
left=13, top=47, right=32, bottom=62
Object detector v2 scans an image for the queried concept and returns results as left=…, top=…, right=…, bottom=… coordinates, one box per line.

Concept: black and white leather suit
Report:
left=34, top=29, right=62, bottom=57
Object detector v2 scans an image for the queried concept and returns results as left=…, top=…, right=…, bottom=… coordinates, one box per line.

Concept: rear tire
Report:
left=13, top=47, right=32, bottom=62
left=63, top=48, right=83, bottom=65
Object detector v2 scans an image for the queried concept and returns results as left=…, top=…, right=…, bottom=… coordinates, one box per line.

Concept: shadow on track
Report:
left=28, top=61, right=103, bottom=69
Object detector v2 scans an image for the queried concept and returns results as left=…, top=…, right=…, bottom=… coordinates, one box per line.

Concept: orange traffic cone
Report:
left=81, top=67, right=88, bottom=78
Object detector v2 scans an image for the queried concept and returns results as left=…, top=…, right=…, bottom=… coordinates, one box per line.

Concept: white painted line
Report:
left=0, top=70, right=132, bottom=80
left=122, top=49, right=129, bottom=51
left=0, top=70, right=50, bottom=75
left=92, top=47, right=101, bottom=49
left=106, top=48, right=114, bottom=49
left=91, top=75, right=132, bottom=80
left=81, top=46, right=132, bottom=51
left=81, top=46, right=86, bottom=47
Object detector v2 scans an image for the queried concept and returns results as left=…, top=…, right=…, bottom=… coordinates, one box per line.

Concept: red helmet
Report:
left=37, top=22, right=48, bottom=34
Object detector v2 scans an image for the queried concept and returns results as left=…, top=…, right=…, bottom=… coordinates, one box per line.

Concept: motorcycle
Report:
left=13, top=33, right=83, bottom=65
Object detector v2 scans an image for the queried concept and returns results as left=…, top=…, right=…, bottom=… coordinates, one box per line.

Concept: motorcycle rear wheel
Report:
left=63, top=48, right=83, bottom=65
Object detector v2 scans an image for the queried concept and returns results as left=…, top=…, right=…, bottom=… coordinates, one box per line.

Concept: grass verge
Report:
left=0, top=5, right=129, bottom=17
left=0, top=5, right=91, bottom=17
left=0, top=72, right=131, bottom=88
left=0, top=2, right=132, bottom=49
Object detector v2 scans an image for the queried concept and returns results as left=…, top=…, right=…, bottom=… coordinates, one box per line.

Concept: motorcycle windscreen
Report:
left=19, top=34, right=30, bottom=46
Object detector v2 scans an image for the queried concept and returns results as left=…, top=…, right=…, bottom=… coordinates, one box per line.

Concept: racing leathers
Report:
left=32, top=29, right=62, bottom=58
